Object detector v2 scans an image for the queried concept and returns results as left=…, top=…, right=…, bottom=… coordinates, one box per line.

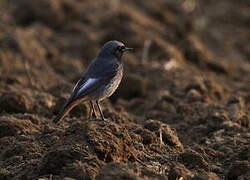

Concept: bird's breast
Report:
left=99, top=65, right=123, bottom=100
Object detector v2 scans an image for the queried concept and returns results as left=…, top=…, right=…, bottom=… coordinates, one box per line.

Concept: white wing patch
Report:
left=72, top=80, right=81, bottom=92
left=76, top=78, right=98, bottom=96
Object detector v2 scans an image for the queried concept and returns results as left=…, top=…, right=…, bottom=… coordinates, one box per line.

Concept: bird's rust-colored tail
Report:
left=53, top=98, right=82, bottom=124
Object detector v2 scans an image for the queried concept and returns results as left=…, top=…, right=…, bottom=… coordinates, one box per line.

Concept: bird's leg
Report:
left=96, top=100, right=105, bottom=121
left=91, top=101, right=98, bottom=118
left=88, top=101, right=97, bottom=119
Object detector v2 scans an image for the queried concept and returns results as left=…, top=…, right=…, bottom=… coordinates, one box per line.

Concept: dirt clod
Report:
left=227, top=161, right=250, bottom=180
left=191, top=172, right=220, bottom=180
left=95, top=162, right=138, bottom=180
left=0, top=116, right=39, bottom=138
left=179, top=149, right=209, bottom=170
left=0, top=92, right=33, bottom=114
left=168, top=162, right=194, bottom=180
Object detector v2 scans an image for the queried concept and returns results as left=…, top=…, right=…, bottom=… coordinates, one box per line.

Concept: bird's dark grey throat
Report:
left=53, top=40, right=132, bottom=123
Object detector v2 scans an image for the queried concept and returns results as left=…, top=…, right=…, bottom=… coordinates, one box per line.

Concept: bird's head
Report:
left=98, top=40, right=133, bottom=59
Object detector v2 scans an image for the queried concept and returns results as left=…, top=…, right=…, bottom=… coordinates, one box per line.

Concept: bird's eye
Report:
left=118, top=46, right=125, bottom=51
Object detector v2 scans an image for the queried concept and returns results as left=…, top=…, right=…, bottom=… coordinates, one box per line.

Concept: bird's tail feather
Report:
left=53, top=99, right=81, bottom=124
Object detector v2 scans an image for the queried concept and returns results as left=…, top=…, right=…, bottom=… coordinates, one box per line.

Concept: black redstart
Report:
left=53, top=40, right=132, bottom=123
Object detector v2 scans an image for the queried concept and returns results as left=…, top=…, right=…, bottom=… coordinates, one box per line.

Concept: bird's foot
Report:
left=87, top=116, right=109, bottom=122
left=94, top=117, right=109, bottom=122
left=101, top=117, right=109, bottom=122
left=88, top=117, right=98, bottom=121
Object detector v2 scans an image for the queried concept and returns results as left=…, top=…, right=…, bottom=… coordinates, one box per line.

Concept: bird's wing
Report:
left=66, top=58, right=121, bottom=104
left=62, top=77, right=87, bottom=108
left=75, top=77, right=100, bottom=97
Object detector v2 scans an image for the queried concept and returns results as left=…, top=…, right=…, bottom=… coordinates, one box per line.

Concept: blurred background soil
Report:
left=0, top=0, right=250, bottom=179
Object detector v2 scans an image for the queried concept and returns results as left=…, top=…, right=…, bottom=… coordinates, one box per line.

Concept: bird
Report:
left=53, top=40, right=133, bottom=123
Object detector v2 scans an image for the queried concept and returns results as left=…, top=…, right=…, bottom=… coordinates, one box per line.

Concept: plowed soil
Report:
left=0, top=0, right=250, bottom=180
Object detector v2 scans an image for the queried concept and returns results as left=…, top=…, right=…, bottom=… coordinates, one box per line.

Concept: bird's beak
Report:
left=124, top=47, right=133, bottom=51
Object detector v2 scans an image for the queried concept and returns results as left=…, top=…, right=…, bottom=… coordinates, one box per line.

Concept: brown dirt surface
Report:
left=0, top=0, right=250, bottom=179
